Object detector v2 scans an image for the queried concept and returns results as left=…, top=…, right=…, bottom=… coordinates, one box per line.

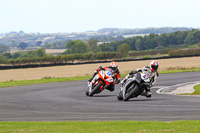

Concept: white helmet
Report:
left=110, top=61, right=118, bottom=72
left=150, top=60, right=159, bottom=71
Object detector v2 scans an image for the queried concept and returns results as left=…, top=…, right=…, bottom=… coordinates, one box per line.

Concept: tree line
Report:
left=94, top=29, right=200, bottom=52
left=0, top=29, right=200, bottom=65
left=61, top=29, right=200, bottom=56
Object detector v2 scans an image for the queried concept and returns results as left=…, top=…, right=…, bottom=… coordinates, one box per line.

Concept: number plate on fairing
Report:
left=141, top=73, right=150, bottom=82
left=106, top=71, right=112, bottom=77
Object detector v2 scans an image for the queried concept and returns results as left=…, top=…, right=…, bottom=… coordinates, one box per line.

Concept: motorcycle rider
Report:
left=120, top=60, right=159, bottom=97
left=88, top=61, right=121, bottom=91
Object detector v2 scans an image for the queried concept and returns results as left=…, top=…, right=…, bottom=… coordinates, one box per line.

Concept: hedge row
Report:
left=2, top=49, right=200, bottom=66
left=5, top=52, right=119, bottom=65
left=129, top=49, right=169, bottom=56
left=168, top=48, right=200, bottom=57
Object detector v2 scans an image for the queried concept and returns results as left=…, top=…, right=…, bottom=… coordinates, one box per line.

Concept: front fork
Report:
left=89, top=80, right=105, bottom=93
left=122, top=82, right=136, bottom=97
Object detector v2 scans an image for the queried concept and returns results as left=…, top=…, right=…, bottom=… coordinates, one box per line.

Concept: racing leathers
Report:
left=88, top=66, right=121, bottom=91
left=121, top=66, right=159, bottom=97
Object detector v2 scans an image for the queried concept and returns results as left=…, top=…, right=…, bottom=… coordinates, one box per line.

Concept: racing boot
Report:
left=140, top=90, right=147, bottom=96
left=145, top=88, right=152, bottom=98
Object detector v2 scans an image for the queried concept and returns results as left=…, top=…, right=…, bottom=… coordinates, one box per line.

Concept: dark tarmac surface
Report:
left=0, top=71, right=200, bottom=121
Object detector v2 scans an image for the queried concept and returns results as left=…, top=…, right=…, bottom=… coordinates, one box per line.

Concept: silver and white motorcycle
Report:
left=117, top=71, right=151, bottom=101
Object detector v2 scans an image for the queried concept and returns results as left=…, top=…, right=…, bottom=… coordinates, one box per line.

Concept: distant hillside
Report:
left=0, top=27, right=195, bottom=47
left=97, top=27, right=192, bottom=35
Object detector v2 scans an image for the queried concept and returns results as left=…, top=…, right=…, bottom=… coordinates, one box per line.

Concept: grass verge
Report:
left=1, top=121, right=200, bottom=133
left=159, top=68, right=200, bottom=74
left=0, top=76, right=91, bottom=88
left=193, top=84, right=200, bottom=95
left=0, top=69, right=200, bottom=88
left=183, top=84, right=200, bottom=95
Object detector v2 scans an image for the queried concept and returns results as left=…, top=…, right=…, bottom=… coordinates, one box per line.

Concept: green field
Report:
left=0, top=69, right=200, bottom=88
left=1, top=121, right=200, bottom=133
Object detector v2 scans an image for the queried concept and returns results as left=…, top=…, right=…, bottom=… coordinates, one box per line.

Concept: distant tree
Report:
left=53, top=41, right=65, bottom=49
left=13, top=52, right=21, bottom=59
left=3, top=52, right=12, bottom=59
left=65, top=40, right=88, bottom=54
left=110, top=41, right=122, bottom=51
left=143, top=33, right=158, bottom=50
left=99, top=43, right=114, bottom=52
left=0, top=54, right=6, bottom=63
left=43, top=43, right=54, bottom=49
left=88, top=39, right=98, bottom=48
left=123, top=37, right=137, bottom=50
left=176, top=31, right=188, bottom=45
left=157, top=33, right=169, bottom=47
left=118, top=43, right=131, bottom=57
left=135, top=37, right=144, bottom=51
left=184, top=29, right=200, bottom=45
left=88, top=39, right=101, bottom=52
left=0, top=44, right=10, bottom=53
left=36, top=41, right=43, bottom=46
left=18, top=42, right=28, bottom=50
left=35, top=48, right=46, bottom=57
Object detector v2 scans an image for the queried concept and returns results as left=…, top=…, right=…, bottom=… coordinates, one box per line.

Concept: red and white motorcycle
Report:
left=86, top=69, right=115, bottom=96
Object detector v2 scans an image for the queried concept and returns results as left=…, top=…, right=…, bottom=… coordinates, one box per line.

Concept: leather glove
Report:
left=129, top=71, right=134, bottom=75
left=99, top=66, right=103, bottom=70
left=96, top=68, right=100, bottom=72
left=137, top=69, right=142, bottom=72
left=96, top=66, right=103, bottom=72
left=129, top=70, right=139, bottom=75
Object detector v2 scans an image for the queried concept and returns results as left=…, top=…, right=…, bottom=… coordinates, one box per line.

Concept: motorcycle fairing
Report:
left=122, top=73, right=142, bottom=98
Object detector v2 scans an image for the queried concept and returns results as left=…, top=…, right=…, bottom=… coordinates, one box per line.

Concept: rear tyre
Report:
left=88, top=82, right=103, bottom=96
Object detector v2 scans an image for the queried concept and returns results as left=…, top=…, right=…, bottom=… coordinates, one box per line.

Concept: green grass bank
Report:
left=1, top=121, right=200, bottom=133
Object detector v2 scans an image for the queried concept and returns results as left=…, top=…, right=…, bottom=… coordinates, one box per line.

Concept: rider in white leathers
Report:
left=120, top=60, right=159, bottom=97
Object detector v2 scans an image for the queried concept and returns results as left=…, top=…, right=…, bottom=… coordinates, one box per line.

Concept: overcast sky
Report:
left=0, top=0, right=199, bottom=33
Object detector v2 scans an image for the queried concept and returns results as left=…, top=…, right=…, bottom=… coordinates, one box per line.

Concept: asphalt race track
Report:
left=0, top=71, right=200, bottom=121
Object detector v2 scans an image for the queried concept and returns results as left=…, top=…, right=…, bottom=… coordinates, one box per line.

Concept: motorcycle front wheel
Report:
left=88, top=82, right=103, bottom=96
left=123, top=84, right=142, bottom=101
left=117, top=91, right=123, bottom=100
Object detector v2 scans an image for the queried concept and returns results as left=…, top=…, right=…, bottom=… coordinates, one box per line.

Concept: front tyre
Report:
left=123, top=84, right=141, bottom=101
left=117, top=91, right=123, bottom=100
left=88, top=82, right=103, bottom=96
left=85, top=90, right=89, bottom=96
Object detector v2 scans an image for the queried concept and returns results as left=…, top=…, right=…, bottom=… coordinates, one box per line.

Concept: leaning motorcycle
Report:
left=86, top=69, right=115, bottom=96
left=117, top=72, right=151, bottom=101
